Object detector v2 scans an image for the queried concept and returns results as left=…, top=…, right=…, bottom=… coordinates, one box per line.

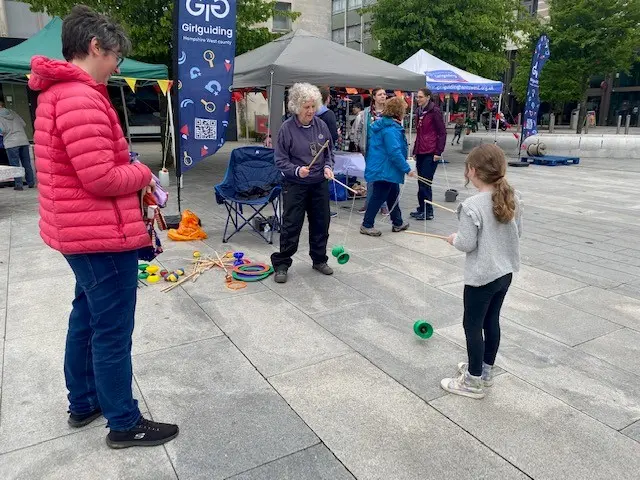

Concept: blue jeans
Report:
left=363, top=181, right=403, bottom=228
left=366, top=182, right=387, bottom=210
left=7, top=145, right=35, bottom=188
left=415, top=154, right=438, bottom=215
left=64, top=251, right=141, bottom=431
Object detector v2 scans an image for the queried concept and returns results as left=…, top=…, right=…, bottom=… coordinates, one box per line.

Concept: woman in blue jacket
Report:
left=360, top=96, right=416, bottom=236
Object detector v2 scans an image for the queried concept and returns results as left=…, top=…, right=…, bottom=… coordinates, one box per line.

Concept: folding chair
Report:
left=214, top=146, right=281, bottom=244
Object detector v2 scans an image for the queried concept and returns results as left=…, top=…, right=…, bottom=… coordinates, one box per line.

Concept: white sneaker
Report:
left=441, top=370, right=485, bottom=399
left=457, top=362, right=494, bottom=387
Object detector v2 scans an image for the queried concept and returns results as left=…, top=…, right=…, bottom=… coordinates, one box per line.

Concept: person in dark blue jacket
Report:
left=360, top=96, right=416, bottom=236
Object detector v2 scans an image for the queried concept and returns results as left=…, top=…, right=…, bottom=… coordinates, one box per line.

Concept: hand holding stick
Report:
left=424, top=198, right=457, bottom=214
left=308, top=140, right=330, bottom=168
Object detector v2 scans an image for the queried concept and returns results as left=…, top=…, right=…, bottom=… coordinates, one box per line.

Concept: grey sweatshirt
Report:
left=453, top=191, right=523, bottom=287
left=0, top=108, right=29, bottom=148
left=275, top=116, right=334, bottom=184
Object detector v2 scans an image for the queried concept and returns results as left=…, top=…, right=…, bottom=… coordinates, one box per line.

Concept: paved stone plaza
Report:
left=1, top=141, right=639, bottom=479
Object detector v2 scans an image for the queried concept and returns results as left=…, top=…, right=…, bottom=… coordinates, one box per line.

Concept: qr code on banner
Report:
left=195, top=118, right=217, bottom=140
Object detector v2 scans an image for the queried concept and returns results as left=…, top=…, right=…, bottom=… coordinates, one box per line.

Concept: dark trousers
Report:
left=452, top=132, right=461, bottom=143
left=63, top=251, right=141, bottom=431
left=7, top=145, right=35, bottom=188
left=463, top=273, right=512, bottom=377
left=271, top=180, right=330, bottom=269
left=415, top=153, right=438, bottom=215
left=362, top=181, right=403, bottom=228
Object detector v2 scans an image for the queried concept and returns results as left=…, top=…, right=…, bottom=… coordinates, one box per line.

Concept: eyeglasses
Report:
left=106, top=49, right=124, bottom=67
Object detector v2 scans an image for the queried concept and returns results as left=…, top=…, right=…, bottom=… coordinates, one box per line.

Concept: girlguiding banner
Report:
left=176, top=0, right=237, bottom=172
left=521, top=35, right=550, bottom=142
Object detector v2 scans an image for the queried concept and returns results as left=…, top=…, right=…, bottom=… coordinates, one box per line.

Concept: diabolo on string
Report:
left=331, top=245, right=350, bottom=265
left=413, top=320, right=433, bottom=339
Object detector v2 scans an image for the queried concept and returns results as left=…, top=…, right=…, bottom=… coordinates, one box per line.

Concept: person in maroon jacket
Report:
left=411, top=88, right=446, bottom=220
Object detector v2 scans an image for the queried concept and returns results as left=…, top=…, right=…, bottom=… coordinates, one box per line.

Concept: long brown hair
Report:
left=465, top=144, right=516, bottom=223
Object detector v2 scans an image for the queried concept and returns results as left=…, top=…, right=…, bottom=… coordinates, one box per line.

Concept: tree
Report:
left=22, top=0, right=299, bottom=66
left=366, top=0, right=533, bottom=80
left=513, top=0, right=640, bottom=133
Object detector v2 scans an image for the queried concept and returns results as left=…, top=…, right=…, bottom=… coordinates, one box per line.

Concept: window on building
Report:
left=347, top=25, right=360, bottom=42
left=332, top=0, right=346, bottom=14
left=273, top=2, right=292, bottom=32
left=349, top=0, right=363, bottom=9
left=363, top=22, right=372, bottom=39
left=332, top=28, right=345, bottom=44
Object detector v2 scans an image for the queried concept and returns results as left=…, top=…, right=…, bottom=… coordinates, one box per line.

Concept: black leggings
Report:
left=463, top=273, right=512, bottom=376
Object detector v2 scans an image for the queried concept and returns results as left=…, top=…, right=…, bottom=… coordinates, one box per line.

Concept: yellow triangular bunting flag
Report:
left=157, top=80, right=170, bottom=96
left=124, top=77, right=137, bottom=92
left=26, top=74, right=31, bottom=79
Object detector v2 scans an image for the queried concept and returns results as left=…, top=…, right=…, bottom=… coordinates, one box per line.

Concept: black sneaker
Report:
left=409, top=211, right=421, bottom=218
left=414, top=212, right=434, bottom=221
left=312, top=263, right=334, bottom=275
left=274, top=267, right=288, bottom=283
left=330, top=211, right=338, bottom=218
left=106, top=417, right=179, bottom=449
left=14, top=186, right=23, bottom=191
left=68, top=407, right=103, bottom=428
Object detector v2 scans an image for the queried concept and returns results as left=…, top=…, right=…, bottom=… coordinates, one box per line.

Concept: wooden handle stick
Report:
left=308, top=140, right=330, bottom=168
left=424, top=198, right=457, bottom=214
left=417, top=175, right=434, bottom=185
left=214, top=251, right=229, bottom=275
left=404, top=230, right=449, bottom=240
left=330, top=176, right=358, bottom=195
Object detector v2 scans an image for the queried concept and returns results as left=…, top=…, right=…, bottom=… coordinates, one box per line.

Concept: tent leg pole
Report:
left=409, top=93, right=414, bottom=156
left=495, top=93, right=502, bottom=143
left=167, top=88, right=181, bottom=212
left=120, top=86, right=132, bottom=147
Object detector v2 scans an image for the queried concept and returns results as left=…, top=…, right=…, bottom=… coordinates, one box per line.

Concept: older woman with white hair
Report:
left=271, top=83, right=335, bottom=284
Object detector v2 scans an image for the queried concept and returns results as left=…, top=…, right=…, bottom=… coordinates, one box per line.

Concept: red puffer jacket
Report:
left=29, top=56, right=152, bottom=254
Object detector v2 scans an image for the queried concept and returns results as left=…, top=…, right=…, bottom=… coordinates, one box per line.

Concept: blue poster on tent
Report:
left=521, top=35, right=550, bottom=142
left=176, top=0, right=237, bottom=172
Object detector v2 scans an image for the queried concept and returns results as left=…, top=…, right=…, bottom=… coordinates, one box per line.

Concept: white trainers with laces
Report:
left=457, top=362, right=495, bottom=387
left=440, top=370, right=485, bottom=399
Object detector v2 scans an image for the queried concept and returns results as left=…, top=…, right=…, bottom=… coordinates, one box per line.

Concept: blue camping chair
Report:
left=214, top=146, right=282, bottom=244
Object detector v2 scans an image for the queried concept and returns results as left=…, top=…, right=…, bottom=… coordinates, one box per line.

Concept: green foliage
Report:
left=366, top=0, right=534, bottom=79
left=512, top=0, right=640, bottom=129
left=22, top=0, right=299, bottom=66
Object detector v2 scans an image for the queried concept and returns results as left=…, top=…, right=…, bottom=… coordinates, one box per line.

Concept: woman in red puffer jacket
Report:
left=28, top=5, right=178, bottom=449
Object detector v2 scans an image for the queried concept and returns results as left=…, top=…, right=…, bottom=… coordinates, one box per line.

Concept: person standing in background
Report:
left=411, top=88, right=446, bottom=221
left=0, top=100, right=35, bottom=191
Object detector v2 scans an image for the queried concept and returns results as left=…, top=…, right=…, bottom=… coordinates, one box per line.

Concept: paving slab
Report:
left=622, top=420, right=640, bottom=443
left=430, top=373, right=640, bottom=480
left=0, top=329, right=147, bottom=453
left=536, top=255, right=636, bottom=289
left=199, top=291, right=351, bottom=377
left=266, top=262, right=369, bottom=316
left=133, top=337, right=318, bottom=480
left=9, top=246, right=70, bottom=283
left=512, top=264, right=586, bottom=298
left=9, top=214, right=43, bottom=250
left=5, top=274, right=74, bottom=339
left=270, top=354, right=528, bottom=480
left=577, top=328, right=640, bottom=374
left=312, top=302, right=465, bottom=401
left=338, top=267, right=464, bottom=330
left=611, top=279, right=640, bottom=301
left=0, top=426, right=177, bottom=480
left=358, top=248, right=464, bottom=287
left=228, top=444, right=355, bottom=480
left=553, top=286, right=640, bottom=331
left=437, top=321, right=640, bottom=430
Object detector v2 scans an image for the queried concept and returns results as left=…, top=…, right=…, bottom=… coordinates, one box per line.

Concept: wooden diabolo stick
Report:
left=424, top=198, right=457, bottom=214
left=330, top=176, right=358, bottom=195
left=308, top=140, right=330, bottom=168
left=404, top=230, right=449, bottom=240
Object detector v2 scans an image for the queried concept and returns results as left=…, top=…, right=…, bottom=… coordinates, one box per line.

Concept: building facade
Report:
left=331, top=0, right=376, bottom=54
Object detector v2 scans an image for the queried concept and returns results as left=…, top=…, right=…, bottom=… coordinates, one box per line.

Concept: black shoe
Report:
left=409, top=211, right=421, bottom=218
left=14, top=186, right=23, bottom=191
left=274, top=267, right=288, bottom=283
left=106, top=417, right=179, bottom=449
left=28, top=184, right=35, bottom=188
left=330, top=211, right=338, bottom=218
left=68, top=407, right=103, bottom=428
left=392, top=222, right=410, bottom=233
left=312, top=263, right=333, bottom=275
left=414, top=213, right=434, bottom=221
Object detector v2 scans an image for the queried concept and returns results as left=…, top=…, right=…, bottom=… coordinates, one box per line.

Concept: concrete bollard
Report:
left=549, top=113, right=555, bottom=133
left=625, top=115, right=631, bottom=135
left=617, top=115, right=622, bottom=134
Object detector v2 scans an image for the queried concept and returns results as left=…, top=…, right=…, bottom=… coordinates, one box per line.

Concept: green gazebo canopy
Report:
left=0, top=17, right=168, bottom=84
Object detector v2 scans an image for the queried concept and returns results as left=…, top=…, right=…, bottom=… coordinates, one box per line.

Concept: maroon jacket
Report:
left=413, top=101, right=446, bottom=156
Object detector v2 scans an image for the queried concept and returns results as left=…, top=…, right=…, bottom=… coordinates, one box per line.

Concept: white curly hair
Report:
left=287, top=83, right=322, bottom=115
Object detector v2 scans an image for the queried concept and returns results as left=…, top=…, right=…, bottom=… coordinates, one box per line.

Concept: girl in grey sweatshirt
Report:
left=440, top=144, right=522, bottom=400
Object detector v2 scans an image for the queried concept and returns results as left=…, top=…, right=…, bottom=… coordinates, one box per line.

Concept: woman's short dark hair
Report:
left=62, top=5, right=131, bottom=62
